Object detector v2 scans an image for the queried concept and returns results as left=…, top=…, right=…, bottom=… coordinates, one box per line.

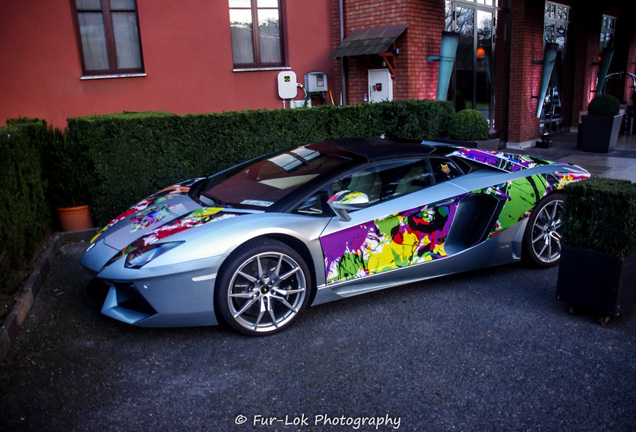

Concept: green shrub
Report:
left=587, top=94, right=620, bottom=116
left=0, top=120, right=52, bottom=296
left=0, top=101, right=453, bottom=296
left=563, top=177, right=636, bottom=256
left=378, top=99, right=454, bottom=140
left=42, top=128, right=95, bottom=207
left=67, top=101, right=453, bottom=225
left=448, top=109, right=489, bottom=141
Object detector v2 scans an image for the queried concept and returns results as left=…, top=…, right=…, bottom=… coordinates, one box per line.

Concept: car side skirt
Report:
left=312, top=218, right=527, bottom=305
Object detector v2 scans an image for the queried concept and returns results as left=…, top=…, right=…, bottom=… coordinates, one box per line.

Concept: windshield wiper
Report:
left=199, top=193, right=229, bottom=208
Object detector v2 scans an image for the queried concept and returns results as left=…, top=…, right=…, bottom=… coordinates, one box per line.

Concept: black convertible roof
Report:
left=307, top=137, right=443, bottom=161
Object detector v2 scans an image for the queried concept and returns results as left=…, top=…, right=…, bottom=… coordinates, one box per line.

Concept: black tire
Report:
left=214, top=239, right=311, bottom=336
left=523, top=192, right=565, bottom=268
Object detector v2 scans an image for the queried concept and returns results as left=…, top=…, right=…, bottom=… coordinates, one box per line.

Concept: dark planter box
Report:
left=556, top=244, right=636, bottom=317
left=578, top=114, right=623, bottom=153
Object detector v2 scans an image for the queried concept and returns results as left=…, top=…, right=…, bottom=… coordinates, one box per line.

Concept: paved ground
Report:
left=508, top=132, right=636, bottom=183
left=1, top=132, right=636, bottom=432
left=1, top=242, right=635, bottom=432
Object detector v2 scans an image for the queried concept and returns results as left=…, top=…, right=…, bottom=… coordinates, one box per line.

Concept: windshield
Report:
left=200, top=146, right=351, bottom=209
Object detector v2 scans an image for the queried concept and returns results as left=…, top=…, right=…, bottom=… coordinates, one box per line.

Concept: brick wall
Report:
left=493, top=6, right=509, bottom=141
left=569, top=3, right=604, bottom=128
left=504, top=0, right=544, bottom=145
left=628, top=31, right=636, bottom=103
left=405, top=0, right=444, bottom=100
left=333, top=0, right=635, bottom=145
left=338, top=0, right=444, bottom=105
left=613, top=1, right=636, bottom=103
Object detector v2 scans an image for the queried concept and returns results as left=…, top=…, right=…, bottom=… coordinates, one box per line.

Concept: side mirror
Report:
left=327, top=190, right=369, bottom=221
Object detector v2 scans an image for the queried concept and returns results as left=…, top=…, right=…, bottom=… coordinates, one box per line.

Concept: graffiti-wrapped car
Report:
left=82, top=138, right=590, bottom=335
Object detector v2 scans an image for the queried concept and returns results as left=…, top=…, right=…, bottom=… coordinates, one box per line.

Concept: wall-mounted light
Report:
left=476, top=47, right=486, bottom=59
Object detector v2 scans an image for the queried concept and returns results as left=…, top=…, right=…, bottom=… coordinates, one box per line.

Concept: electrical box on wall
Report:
left=368, top=69, right=393, bottom=103
left=305, top=72, right=328, bottom=93
left=278, top=71, right=298, bottom=99
left=289, top=99, right=311, bottom=108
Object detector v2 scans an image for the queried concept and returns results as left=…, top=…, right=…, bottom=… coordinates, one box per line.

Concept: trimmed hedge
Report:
left=587, top=94, right=621, bottom=116
left=448, top=109, right=490, bottom=141
left=0, top=120, right=53, bottom=297
left=67, top=100, right=453, bottom=225
left=563, top=177, right=636, bottom=257
left=44, top=124, right=95, bottom=207
left=0, top=100, right=452, bottom=295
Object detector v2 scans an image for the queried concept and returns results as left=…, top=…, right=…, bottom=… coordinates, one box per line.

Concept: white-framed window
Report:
left=229, top=0, right=285, bottom=69
left=544, top=1, right=570, bottom=49
left=72, top=0, right=144, bottom=77
left=601, top=15, right=617, bottom=51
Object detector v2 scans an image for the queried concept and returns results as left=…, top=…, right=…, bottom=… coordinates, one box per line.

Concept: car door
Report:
left=318, top=157, right=467, bottom=286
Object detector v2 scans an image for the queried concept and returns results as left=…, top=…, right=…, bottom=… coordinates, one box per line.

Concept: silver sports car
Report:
left=82, top=138, right=590, bottom=335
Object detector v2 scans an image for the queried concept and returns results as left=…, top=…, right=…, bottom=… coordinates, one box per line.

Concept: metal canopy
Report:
left=329, top=23, right=408, bottom=58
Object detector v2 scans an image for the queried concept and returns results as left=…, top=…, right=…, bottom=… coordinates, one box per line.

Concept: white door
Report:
left=368, top=69, right=393, bottom=103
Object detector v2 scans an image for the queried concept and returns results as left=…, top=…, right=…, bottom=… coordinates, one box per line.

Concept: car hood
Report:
left=89, top=179, right=256, bottom=251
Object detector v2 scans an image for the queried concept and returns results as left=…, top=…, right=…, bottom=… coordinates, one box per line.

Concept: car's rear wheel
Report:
left=523, top=192, right=565, bottom=267
left=215, top=239, right=311, bottom=335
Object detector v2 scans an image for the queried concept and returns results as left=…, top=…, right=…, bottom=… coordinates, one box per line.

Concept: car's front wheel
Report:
left=214, top=239, right=311, bottom=335
left=523, top=192, right=565, bottom=267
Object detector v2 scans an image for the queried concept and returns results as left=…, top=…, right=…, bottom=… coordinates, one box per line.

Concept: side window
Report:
left=292, top=189, right=334, bottom=217
left=229, top=0, right=285, bottom=69
left=431, top=158, right=462, bottom=183
left=292, top=158, right=462, bottom=217
left=333, top=159, right=435, bottom=205
left=72, top=0, right=144, bottom=77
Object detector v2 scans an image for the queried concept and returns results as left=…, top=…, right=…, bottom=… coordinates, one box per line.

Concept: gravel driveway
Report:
left=1, top=242, right=635, bottom=432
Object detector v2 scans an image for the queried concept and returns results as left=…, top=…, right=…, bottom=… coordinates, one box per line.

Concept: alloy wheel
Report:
left=530, top=198, right=564, bottom=264
left=226, top=251, right=307, bottom=333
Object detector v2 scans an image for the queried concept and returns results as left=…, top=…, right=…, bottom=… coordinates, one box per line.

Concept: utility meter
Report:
left=278, top=71, right=298, bottom=99
left=305, top=72, right=328, bottom=93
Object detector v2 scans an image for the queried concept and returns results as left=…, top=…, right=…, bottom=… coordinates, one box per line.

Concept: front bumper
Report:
left=95, top=267, right=221, bottom=327
left=81, top=235, right=231, bottom=327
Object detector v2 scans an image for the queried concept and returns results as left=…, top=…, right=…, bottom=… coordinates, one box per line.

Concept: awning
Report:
left=329, top=23, right=408, bottom=58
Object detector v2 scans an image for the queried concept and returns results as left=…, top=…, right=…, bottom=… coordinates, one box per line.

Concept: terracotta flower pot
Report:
left=56, top=205, right=94, bottom=232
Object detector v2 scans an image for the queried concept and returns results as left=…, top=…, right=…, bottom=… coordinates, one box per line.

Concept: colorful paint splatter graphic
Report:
left=129, top=203, right=176, bottom=232
left=477, top=171, right=589, bottom=238
left=90, top=179, right=202, bottom=244
left=477, top=177, right=539, bottom=238
left=321, top=199, right=459, bottom=284
left=136, top=207, right=238, bottom=247
left=321, top=168, right=590, bottom=284
left=103, top=207, right=239, bottom=269
left=327, top=190, right=367, bottom=205
left=449, top=148, right=555, bottom=172
left=550, top=171, right=590, bottom=190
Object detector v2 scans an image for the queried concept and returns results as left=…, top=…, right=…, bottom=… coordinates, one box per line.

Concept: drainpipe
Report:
left=339, top=0, right=347, bottom=105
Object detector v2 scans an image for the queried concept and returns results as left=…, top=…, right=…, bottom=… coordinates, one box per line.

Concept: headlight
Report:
left=124, top=241, right=184, bottom=269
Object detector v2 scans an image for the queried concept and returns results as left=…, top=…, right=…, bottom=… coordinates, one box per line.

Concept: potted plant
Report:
left=578, top=94, right=622, bottom=153
left=556, top=177, right=636, bottom=322
left=439, top=109, right=500, bottom=150
left=43, top=129, right=95, bottom=232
